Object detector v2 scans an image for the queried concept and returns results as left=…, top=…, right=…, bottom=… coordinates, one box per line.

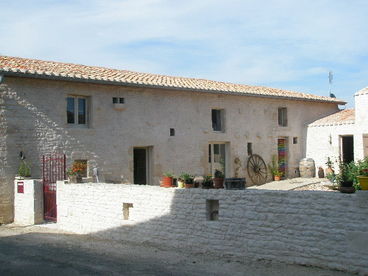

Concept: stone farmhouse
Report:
left=0, top=55, right=346, bottom=224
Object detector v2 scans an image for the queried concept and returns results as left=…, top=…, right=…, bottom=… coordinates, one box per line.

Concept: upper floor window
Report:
left=212, top=109, right=224, bottom=132
left=67, top=96, right=88, bottom=126
left=278, top=107, right=287, bottom=127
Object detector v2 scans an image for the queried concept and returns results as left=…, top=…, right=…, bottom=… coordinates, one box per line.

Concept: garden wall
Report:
left=56, top=181, right=368, bottom=274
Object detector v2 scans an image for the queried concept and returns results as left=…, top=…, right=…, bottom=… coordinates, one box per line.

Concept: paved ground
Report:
left=0, top=224, right=355, bottom=276
left=249, top=177, right=330, bottom=190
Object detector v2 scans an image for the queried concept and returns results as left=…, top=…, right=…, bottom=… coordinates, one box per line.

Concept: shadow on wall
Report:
left=57, top=184, right=368, bottom=274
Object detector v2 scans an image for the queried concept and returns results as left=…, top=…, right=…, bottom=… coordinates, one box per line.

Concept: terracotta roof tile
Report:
left=0, top=55, right=345, bottom=104
left=309, top=109, right=355, bottom=126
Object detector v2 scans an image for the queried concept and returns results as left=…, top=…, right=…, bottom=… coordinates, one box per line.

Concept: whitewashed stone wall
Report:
left=57, top=181, right=368, bottom=274
left=14, top=179, right=43, bottom=225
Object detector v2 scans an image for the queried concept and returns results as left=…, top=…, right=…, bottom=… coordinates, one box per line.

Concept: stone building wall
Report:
left=0, top=76, right=339, bottom=223
left=57, top=182, right=368, bottom=274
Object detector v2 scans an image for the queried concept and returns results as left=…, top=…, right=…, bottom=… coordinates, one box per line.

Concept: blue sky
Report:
left=0, top=0, right=367, bottom=107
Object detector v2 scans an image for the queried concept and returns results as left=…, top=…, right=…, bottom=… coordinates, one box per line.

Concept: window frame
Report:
left=211, top=109, right=225, bottom=132
left=66, top=95, right=89, bottom=127
left=278, top=107, right=288, bottom=127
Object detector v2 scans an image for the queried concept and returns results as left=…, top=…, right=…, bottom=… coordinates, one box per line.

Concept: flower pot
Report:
left=76, top=175, right=83, bottom=183
left=202, top=181, right=213, bottom=189
left=339, top=181, right=355, bottom=193
left=213, top=178, right=224, bottom=189
left=177, top=180, right=185, bottom=188
left=357, top=176, right=368, bottom=190
left=274, top=175, right=281, bottom=181
left=185, top=183, right=194, bottom=188
left=325, top=167, right=334, bottom=176
left=161, top=176, right=174, bottom=188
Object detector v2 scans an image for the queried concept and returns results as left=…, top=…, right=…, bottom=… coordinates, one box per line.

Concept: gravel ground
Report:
left=0, top=224, right=356, bottom=276
left=292, top=179, right=338, bottom=191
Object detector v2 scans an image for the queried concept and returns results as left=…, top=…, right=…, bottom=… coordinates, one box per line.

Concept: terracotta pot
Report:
left=357, top=176, right=368, bottom=190
left=274, top=175, right=281, bottom=181
left=213, top=178, right=224, bottom=189
left=161, top=176, right=174, bottom=188
left=325, top=167, right=334, bottom=176
left=185, top=183, right=194, bottom=188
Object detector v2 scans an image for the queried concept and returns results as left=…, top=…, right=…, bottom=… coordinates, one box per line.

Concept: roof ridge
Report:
left=0, top=55, right=346, bottom=104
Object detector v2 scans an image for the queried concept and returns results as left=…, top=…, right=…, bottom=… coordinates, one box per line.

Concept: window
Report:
left=247, top=143, right=253, bottom=155
left=206, top=200, right=219, bottom=221
left=293, top=137, right=298, bottom=144
left=278, top=107, right=287, bottom=127
left=113, top=97, right=125, bottom=104
left=67, top=96, right=88, bottom=126
left=212, top=109, right=224, bottom=132
left=170, top=128, right=175, bottom=136
left=209, top=143, right=226, bottom=177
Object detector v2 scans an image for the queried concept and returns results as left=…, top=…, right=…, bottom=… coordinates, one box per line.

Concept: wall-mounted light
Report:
left=19, top=151, right=25, bottom=160
left=328, top=134, right=332, bottom=145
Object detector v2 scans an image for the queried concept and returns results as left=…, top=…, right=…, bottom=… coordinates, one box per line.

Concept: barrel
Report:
left=299, top=158, right=315, bottom=178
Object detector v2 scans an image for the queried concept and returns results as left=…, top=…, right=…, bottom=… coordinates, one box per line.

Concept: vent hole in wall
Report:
left=206, top=199, right=219, bottom=221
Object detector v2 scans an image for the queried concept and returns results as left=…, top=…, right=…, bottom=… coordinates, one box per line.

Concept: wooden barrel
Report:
left=299, top=158, right=315, bottom=178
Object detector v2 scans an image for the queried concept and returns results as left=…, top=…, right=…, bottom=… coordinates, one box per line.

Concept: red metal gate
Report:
left=42, top=153, right=66, bottom=221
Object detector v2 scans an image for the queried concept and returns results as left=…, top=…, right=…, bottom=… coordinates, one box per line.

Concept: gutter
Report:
left=0, top=70, right=346, bottom=105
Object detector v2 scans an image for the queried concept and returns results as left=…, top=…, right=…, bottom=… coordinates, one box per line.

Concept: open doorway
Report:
left=341, top=136, right=354, bottom=163
left=133, top=147, right=152, bottom=185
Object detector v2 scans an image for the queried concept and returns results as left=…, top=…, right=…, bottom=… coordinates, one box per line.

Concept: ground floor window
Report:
left=209, top=143, right=227, bottom=177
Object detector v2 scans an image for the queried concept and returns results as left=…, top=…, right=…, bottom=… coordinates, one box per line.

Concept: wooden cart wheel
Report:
left=247, top=154, right=268, bottom=185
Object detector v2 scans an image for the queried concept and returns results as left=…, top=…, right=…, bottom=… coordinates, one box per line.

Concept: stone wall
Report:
left=14, top=179, right=43, bottom=225
left=57, top=181, right=368, bottom=274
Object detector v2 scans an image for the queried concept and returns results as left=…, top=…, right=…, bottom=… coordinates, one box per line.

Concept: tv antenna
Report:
left=328, top=71, right=335, bottom=98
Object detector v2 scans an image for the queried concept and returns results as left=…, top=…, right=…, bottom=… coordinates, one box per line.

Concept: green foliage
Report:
left=268, top=155, right=282, bottom=176
left=357, top=157, right=368, bottom=176
left=18, top=160, right=31, bottom=177
left=180, top=173, right=194, bottom=184
left=203, top=175, right=213, bottom=183
left=214, top=169, right=224, bottom=178
left=163, top=172, right=174, bottom=177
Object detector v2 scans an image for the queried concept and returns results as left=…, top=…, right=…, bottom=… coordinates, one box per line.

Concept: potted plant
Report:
left=213, top=170, right=224, bottom=189
left=67, top=161, right=87, bottom=183
left=202, top=175, right=213, bottom=189
left=17, top=160, right=31, bottom=179
left=273, top=171, right=283, bottom=181
left=161, top=172, right=174, bottom=188
left=269, top=155, right=282, bottom=181
left=336, top=161, right=355, bottom=193
left=177, top=177, right=185, bottom=188
left=325, top=157, right=334, bottom=177
left=356, top=157, right=368, bottom=190
left=180, top=173, right=194, bottom=188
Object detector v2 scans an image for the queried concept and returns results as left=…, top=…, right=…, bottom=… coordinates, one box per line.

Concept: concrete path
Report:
left=0, top=224, right=354, bottom=276
left=249, top=177, right=324, bottom=190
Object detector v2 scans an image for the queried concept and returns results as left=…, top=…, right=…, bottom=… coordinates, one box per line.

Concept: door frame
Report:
left=133, top=146, right=153, bottom=185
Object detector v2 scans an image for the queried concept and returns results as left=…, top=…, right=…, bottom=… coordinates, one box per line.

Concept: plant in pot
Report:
left=336, top=161, right=356, bottom=193
left=356, top=157, right=368, bottom=190
left=67, top=161, right=87, bottom=183
left=161, top=172, right=174, bottom=188
left=177, top=177, right=185, bottom=188
left=202, top=175, right=213, bottom=189
left=213, top=170, right=224, bottom=189
left=325, top=157, right=334, bottom=177
left=17, top=160, right=31, bottom=179
left=180, top=173, right=194, bottom=188
left=269, top=155, right=282, bottom=181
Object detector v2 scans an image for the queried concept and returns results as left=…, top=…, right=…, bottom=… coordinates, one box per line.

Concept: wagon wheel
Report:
left=247, top=154, right=268, bottom=185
